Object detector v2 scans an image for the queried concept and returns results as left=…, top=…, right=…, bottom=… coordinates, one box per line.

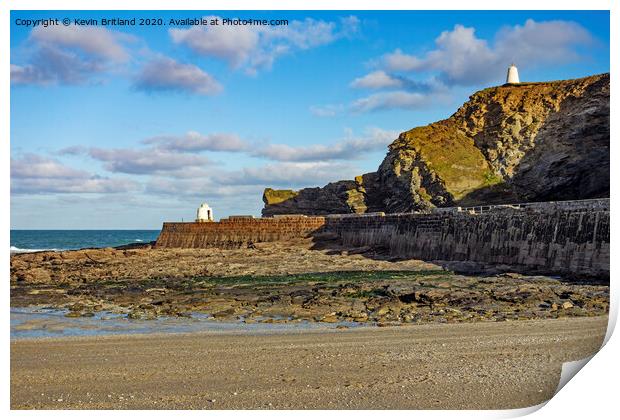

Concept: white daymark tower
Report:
left=196, top=202, right=214, bottom=222
left=506, top=63, right=520, bottom=84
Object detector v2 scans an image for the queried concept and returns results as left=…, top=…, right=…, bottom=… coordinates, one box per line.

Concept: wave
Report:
left=10, top=246, right=61, bottom=254
left=134, top=239, right=144, bottom=242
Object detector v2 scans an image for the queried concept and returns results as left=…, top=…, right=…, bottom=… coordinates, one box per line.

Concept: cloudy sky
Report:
left=10, top=10, right=609, bottom=229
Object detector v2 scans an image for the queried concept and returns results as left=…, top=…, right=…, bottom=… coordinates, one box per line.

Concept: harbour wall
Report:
left=155, top=199, right=610, bottom=278
left=324, top=199, right=609, bottom=279
left=155, top=216, right=326, bottom=248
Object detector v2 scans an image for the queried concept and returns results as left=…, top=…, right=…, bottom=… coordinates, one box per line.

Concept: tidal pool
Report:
left=10, top=306, right=361, bottom=339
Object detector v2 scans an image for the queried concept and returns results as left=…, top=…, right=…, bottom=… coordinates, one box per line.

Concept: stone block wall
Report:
left=155, top=216, right=326, bottom=248
left=323, top=200, right=609, bottom=278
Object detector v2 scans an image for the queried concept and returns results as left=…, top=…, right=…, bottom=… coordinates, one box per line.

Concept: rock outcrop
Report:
left=262, top=73, right=609, bottom=215
left=10, top=244, right=610, bottom=322
left=262, top=180, right=370, bottom=216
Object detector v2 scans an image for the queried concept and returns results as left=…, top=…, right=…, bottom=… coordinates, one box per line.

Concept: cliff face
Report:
left=262, top=73, right=609, bottom=216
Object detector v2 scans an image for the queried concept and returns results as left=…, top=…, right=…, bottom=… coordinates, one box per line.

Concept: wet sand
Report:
left=11, top=315, right=607, bottom=410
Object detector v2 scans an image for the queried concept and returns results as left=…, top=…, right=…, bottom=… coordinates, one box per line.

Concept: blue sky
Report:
left=10, top=10, right=610, bottom=229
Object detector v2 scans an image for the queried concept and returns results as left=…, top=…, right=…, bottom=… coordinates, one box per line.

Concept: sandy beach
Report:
left=10, top=241, right=610, bottom=409
left=11, top=315, right=607, bottom=410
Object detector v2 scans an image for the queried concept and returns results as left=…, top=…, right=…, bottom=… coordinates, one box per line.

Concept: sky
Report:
left=10, top=10, right=610, bottom=229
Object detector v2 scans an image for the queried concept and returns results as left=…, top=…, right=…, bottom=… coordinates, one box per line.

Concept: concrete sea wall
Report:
left=324, top=200, right=609, bottom=279
left=155, top=199, right=609, bottom=278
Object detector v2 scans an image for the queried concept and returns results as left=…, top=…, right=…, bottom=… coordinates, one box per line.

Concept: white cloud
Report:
left=142, top=131, right=247, bottom=152
left=145, top=160, right=361, bottom=200
left=11, top=63, right=52, bottom=85
left=30, top=24, right=131, bottom=62
left=11, top=46, right=106, bottom=85
left=382, top=49, right=423, bottom=72
left=338, top=15, right=361, bottom=39
left=350, top=70, right=403, bottom=89
left=11, top=154, right=87, bottom=179
left=253, top=127, right=397, bottom=161
left=309, top=104, right=343, bottom=117
left=351, top=91, right=430, bottom=112
left=86, top=147, right=212, bottom=175
left=170, top=15, right=359, bottom=74
left=13, top=177, right=139, bottom=194
left=170, top=18, right=259, bottom=68
left=38, top=124, right=383, bottom=200
left=11, top=25, right=133, bottom=86
left=146, top=177, right=263, bottom=199
left=60, top=125, right=390, bottom=180
left=381, top=20, right=593, bottom=86
left=213, top=161, right=359, bottom=187
left=134, top=57, right=222, bottom=95
left=341, top=19, right=595, bottom=113
left=11, top=154, right=138, bottom=194
left=494, top=19, right=592, bottom=65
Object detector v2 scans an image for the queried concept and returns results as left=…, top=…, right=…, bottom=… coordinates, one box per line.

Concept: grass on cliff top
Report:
left=473, top=76, right=600, bottom=96
left=263, top=188, right=299, bottom=205
left=400, top=122, right=501, bottom=199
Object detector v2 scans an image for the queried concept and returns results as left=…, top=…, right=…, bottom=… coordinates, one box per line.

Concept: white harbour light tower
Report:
left=196, top=202, right=214, bottom=222
left=506, top=64, right=520, bottom=84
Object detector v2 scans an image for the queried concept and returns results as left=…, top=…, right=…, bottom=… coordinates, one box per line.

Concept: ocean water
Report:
left=10, top=230, right=160, bottom=253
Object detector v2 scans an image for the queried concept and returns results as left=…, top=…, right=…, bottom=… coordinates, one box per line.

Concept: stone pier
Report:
left=155, top=199, right=609, bottom=278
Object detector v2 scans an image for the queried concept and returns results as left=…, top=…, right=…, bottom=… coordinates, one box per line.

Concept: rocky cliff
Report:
left=262, top=175, right=376, bottom=216
left=262, top=73, right=609, bottom=216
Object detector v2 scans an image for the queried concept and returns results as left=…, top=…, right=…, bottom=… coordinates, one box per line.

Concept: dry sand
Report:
left=11, top=315, right=607, bottom=410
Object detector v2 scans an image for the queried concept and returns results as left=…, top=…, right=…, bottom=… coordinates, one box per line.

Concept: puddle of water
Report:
left=10, top=307, right=362, bottom=339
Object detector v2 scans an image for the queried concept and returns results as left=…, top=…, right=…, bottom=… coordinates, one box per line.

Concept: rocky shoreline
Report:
left=10, top=241, right=609, bottom=325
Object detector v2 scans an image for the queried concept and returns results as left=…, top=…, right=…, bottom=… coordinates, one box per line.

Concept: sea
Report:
left=10, top=230, right=161, bottom=254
